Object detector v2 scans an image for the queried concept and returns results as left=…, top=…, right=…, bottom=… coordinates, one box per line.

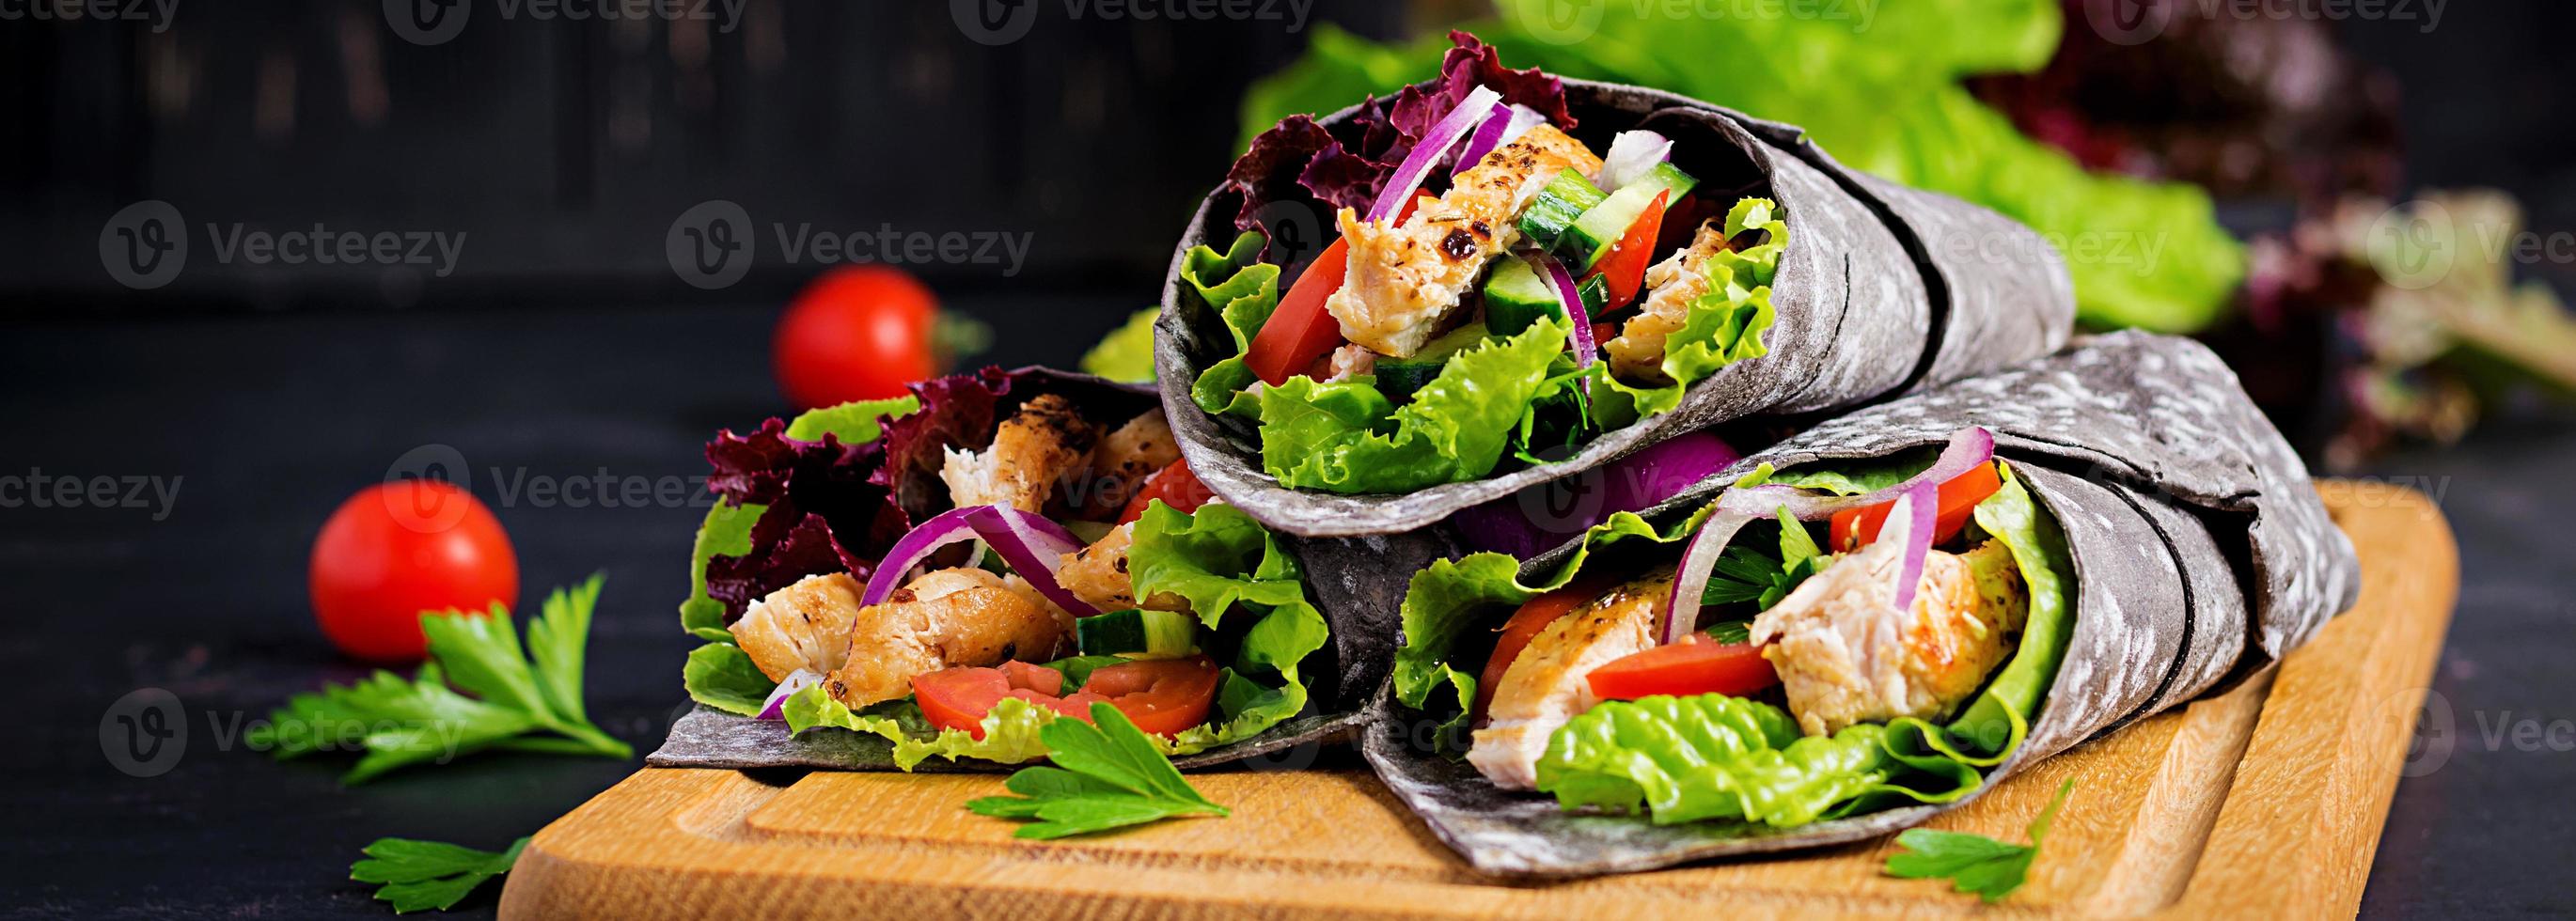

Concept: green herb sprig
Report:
left=256, top=574, right=631, bottom=783
left=350, top=835, right=527, bottom=913
left=966, top=702, right=1230, bottom=839
left=1883, top=777, right=2076, bottom=903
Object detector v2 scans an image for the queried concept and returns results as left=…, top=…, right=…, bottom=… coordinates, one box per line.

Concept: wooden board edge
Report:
left=2158, top=482, right=2458, bottom=918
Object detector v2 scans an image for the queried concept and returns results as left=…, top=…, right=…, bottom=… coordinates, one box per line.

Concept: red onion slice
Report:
left=1452, top=431, right=1739, bottom=557
left=1660, top=427, right=1994, bottom=646
left=1727, top=428, right=1996, bottom=522
left=1366, top=85, right=1502, bottom=225
left=1451, top=102, right=1511, bottom=178
left=860, top=507, right=983, bottom=605
left=964, top=505, right=1098, bottom=617
left=1531, top=251, right=1595, bottom=367
left=1886, top=482, right=1939, bottom=618
left=754, top=669, right=823, bottom=720
left=1453, top=102, right=1546, bottom=176
left=1661, top=506, right=1760, bottom=645
left=1597, top=130, right=1673, bottom=192
left=859, top=504, right=1102, bottom=617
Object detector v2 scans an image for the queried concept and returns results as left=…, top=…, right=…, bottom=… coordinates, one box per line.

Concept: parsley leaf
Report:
left=966, top=703, right=1230, bottom=839
left=1884, top=777, right=2076, bottom=903
left=350, top=835, right=527, bottom=913
left=255, top=574, right=632, bottom=783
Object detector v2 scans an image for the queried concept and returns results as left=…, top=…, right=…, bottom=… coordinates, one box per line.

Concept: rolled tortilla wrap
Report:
left=1364, top=331, right=2357, bottom=876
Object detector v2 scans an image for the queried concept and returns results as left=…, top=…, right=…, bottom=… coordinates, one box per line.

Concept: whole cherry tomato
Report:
left=308, top=479, right=519, bottom=663
left=773, top=265, right=944, bottom=409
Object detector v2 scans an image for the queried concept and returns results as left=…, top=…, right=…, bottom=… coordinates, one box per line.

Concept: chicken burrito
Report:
left=661, top=367, right=1357, bottom=771
left=1158, top=32, right=2074, bottom=543
left=1368, top=331, right=2360, bottom=876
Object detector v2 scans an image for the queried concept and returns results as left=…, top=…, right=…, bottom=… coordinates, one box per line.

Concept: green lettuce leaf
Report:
left=1131, top=501, right=1332, bottom=751
left=1260, top=318, right=1569, bottom=492
left=783, top=688, right=1058, bottom=770
left=1080, top=307, right=1162, bottom=383
left=682, top=642, right=776, bottom=716
left=1941, top=463, right=2075, bottom=757
left=1179, top=233, right=1283, bottom=420
left=1242, top=12, right=2245, bottom=333
left=1535, top=694, right=1987, bottom=826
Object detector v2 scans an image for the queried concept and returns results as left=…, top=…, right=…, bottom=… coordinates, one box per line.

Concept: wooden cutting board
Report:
left=499, top=482, right=2455, bottom=919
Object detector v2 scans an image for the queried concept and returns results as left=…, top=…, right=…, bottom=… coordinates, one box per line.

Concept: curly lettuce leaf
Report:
left=1080, top=308, right=1161, bottom=383
left=1131, top=501, right=1332, bottom=750
left=1536, top=694, right=1987, bottom=826
left=691, top=397, right=918, bottom=629
left=783, top=688, right=1058, bottom=770
left=1242, top=11, right=2245, bottom=332
left=1260, top=318, right=1569, bottom=493
left=1179, top=233, right=1283, bottom=420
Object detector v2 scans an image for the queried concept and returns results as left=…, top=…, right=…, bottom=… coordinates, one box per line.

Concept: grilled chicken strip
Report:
left=1607, top=220, right=1733, bottom=386
left=1079, top=412, right=1182, bottom=520
left=1327, top=124, right=1605, bottom=357
left=730, top=572, right=869, bottom=682
left=1469, top=570, right=1673, bottom=790
left=940, top=394, right=1100, bottom=513
left=1056, top=522, right=1190, bottom=614
left=823, top=567, right=1074, bottom=709
left=1751, top=539, right=2027, bottom=737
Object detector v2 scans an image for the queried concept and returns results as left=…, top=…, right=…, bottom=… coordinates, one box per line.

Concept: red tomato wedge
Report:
left=911, top=655, right=1222, bottom=739
left=1585, top=633, right=1780, bottom=701
left=1829, top=461, right=2008, bottom=553
left=1473, top=574, right=1621, bottom=720
left=1244, top=193, right=1433, bottom=385
left=1581, top=190, right=1670, bottom=313
left=1118, top=459, right=1215, bottom=524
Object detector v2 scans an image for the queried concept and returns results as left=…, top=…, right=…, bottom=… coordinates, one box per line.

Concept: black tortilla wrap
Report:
left=1363, top=331, right=2357, bottom=876
left=651, top=367, right=1368, bottom=773
left=1156, top=76, right=2075, bottom=541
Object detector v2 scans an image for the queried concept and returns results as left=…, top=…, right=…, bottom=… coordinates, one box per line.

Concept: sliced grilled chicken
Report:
left=1327, top=124, right=1605, bottom=358
left=730, top=572, right=868, bottom=682
left=1606, top=220, right=1731, bottom=386
left=1076, top=411, right=1181, bottom=520
left=939, top=394, right=1100, bottom=513
left=1055, top=521, right=1190, bottom=614
left=1469, top=570, right=1673, bottom=790
left=1751, top=540, right=2028, bottom=737
left=823, top=568, right=1074, bottom=709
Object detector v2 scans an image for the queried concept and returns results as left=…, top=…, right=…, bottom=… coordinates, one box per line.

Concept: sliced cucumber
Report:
left=1375, top=322, right=1494, bottom=401
left=1516, top=170, right=1606, bottom=251
left=1486, top=259, right=1609, bottom=338
left=1076, top=608, right=1200, bottom=659
left=1559, top=162, right=1700, bottom=270
left=1483, top=259, right=1558, bottom=337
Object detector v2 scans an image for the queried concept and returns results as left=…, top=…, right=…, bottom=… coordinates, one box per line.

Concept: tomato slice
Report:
left=1828, top=461, right=2008, bottom=553
left=1585, top=634, right=1780, bottom=701
left=910, top=656, right=1222, bottom=739
left=1118, top=459, right=1215, bottom=524
left=1653, top=195, right=1720, bottom=257
left=1580, top=190, right=1670, bottom=313
left=1473, top=574, right=1621, bottom=720
left=1244, top=193, right=1433, bottom=385
left=1077, top=656, right=1223, bottom=737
